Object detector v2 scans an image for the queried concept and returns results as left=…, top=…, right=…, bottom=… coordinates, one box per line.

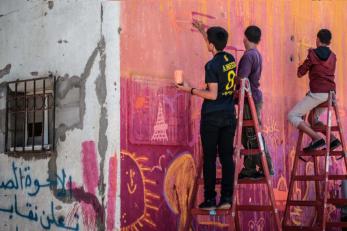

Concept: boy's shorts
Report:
left=288, top=92, right=329, bottom=127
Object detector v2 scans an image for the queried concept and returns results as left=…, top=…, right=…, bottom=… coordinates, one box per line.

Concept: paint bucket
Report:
left=174, top=70, right=183, bottom=85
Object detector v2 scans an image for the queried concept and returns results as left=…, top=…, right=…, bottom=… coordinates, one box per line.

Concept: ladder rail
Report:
left=321, top=92, right=333, bottom=230
left=283, top=123, right=306, bottom=227
left=245, top=82, right=282, bottom=230
left=230, top=78, right=247, bottom=230
left=313, top=155, right=321, bottom=223
left=333, top=94, right=347, bottom=170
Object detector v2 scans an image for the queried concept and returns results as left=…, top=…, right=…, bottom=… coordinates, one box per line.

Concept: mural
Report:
left=121, top=150, right=161, bottom=231
left=163, top=153, right=196, bottom=231
left=120, top=0, right=347, bottom=230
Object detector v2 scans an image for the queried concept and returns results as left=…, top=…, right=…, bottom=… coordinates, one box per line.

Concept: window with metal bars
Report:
left=5, top=77, right=56, bottom=153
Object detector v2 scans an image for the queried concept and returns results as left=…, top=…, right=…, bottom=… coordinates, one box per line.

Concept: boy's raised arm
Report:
left=192, top=20, right=209, bottom=46
left=297, top=50, right=312, bottom=78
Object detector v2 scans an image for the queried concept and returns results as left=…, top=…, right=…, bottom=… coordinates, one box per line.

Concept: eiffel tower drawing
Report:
left=151, top=102, right=169, bottom=142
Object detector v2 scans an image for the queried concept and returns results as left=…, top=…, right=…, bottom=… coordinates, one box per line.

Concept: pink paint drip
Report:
left=82, top=141, right=99, bottom=194
left=106, top=155, right=117, bottom=231
left=81, top=202, right=97, bottom=231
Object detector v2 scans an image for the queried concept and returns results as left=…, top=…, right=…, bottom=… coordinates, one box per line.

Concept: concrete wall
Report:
left=0, top=0, right=120, bottom=230
left=120, top=0, right=347, bottom=230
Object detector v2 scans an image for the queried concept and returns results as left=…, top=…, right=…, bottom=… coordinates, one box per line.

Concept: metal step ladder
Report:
left=283, top=91, right=347, bottom=230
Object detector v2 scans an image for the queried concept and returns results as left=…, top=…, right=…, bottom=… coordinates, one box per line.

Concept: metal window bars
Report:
left=4, top=77, right=56, bottom=154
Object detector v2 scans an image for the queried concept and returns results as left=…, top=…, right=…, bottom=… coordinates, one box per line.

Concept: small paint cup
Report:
left=174, top=70, right=183, bottom=85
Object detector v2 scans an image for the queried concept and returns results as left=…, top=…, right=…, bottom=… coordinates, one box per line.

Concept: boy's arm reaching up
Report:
left=192, top=20, right=209, bottom=47
left=297, top=49, right=312, bottom=78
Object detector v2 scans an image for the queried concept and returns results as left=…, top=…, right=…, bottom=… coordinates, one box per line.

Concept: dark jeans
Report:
left=241, top=101, right=274, bottom=176
left=200, top=110, right=236, bottom=200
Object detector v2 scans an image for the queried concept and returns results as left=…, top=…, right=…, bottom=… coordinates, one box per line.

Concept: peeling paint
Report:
left=0, top=64, right=11, bottom=79
left=48, top=1, right=54, bottom=10
left=30, top=71, right=38, bottom=76
left=55, top=37, right=100, bottom=142
left=96, top=35, right=108, bottom=231
left=57, top=40, right=68, bottom=44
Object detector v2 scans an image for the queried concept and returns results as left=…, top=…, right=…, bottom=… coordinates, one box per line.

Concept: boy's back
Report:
left=238, top=48, right=263, bottom=103
left=202, top=51, right=237, bottom=115
left=298, top=47, right=336, bottom=93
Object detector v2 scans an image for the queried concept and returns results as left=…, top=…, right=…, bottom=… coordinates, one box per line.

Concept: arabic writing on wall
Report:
left=0, top=162, right=79, bottom=230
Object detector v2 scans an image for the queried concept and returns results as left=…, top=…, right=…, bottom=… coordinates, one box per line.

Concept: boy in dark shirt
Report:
left=237, top=25, right=274, bottom=179
left=176, top=21, right=237, bottom=210
left=288, top=29, right=341, bottom=151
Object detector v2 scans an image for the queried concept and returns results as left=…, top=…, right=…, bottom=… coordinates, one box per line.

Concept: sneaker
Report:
left=198, top=198, right=216, bottom=210
left=239, top=171, right=264, bottom=180
left=217, top=197, right=232, bottom=210
left=238, top=171, right=248, bottom=180
left=303, top=138, right=326, bottom=152
left=238, top=168, right=257, bottom=179
left=269, top=169, right=275, bottom=176
left=330, top=139, right=342, bottom=150
left=250, top=171, right=265, bottom=180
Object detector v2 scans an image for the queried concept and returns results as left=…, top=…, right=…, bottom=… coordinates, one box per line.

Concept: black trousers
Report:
left=200, top=110, right=236, bottom=200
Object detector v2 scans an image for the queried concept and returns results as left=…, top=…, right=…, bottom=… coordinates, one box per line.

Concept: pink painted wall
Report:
left=120, top=1, right=347, bottom=230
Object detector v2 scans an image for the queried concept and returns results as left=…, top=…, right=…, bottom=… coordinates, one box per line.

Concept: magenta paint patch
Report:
left=81, top=202, right=97, bottom=231
left=106, top=155, right=117, bottom=231
left=82, top=141, right=99, bottom=194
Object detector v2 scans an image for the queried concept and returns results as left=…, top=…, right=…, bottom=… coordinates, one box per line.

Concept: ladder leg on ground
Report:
left=283, top=91, right=347, bottom=230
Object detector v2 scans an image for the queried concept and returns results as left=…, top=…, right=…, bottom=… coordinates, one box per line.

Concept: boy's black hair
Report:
left=244, top=25, right=261, bottom=44
left=207, top=27, right=228, bottom=51
left=317, top=29, right=332, bottom=45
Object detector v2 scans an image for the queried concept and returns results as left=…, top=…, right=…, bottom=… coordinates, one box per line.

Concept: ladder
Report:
left=283, top=91, right=347, bottom=230
left=187, top=78, right=281, bottom=231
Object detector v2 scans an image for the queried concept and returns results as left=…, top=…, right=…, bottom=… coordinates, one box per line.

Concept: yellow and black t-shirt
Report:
left=201, top=51, right=237, bottom=115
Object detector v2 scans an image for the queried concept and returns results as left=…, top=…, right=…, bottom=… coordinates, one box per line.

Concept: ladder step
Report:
left=327, top=221, right=347, bottom=228
left=327, top=198, right=347, bottom=205
left=236, top=205, right=273, bottom=211
left=312, top=126, right=339, bottom=132
left=198, top=221, right=230, bottom=228
left=292, top=175, right=324, bottom=181
left=242, top=120, right=255, bottom=127
left=238, top=178, right=267, bottom=184
left=298, top=150, right=344, bottom=157
left=191, top=208, right=230, bottom=216
left=283, top=225, right=321, bottom=231
left=292, top=175, right=347, bottom=181
left=329, top=175, right=347, bottom=180
left=287, top=200, right=321, bottom=206
left=240, top=149, right=261, bottom=155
